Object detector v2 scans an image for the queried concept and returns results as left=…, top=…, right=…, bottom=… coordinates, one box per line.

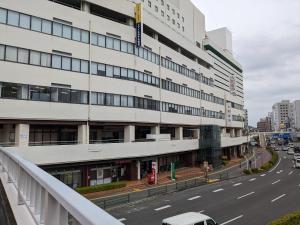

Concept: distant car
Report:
left=295, top=158, right=300, bottom=169
left=162, top=212, right=219, bottom=225
left=288, top=143, right=294, bottom=148
left=283, top=146, right=289, bottom=151
left=275, top=147, right=280, bottom=151
left=288, top=148, right=295, bottom=155
left=294, top=153, right=300, bottom=160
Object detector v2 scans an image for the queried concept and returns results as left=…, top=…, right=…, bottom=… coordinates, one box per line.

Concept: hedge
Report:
left=76, top=181, right=127, bottom=194
left=267, top=211, right=300, bottom=225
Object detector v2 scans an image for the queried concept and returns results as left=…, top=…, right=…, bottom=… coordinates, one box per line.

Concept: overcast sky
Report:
left=191, top=0, right=300, bottom=126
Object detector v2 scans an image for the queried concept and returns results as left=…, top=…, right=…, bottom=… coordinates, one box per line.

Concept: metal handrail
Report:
left=0, top=147, right=124, bottom=225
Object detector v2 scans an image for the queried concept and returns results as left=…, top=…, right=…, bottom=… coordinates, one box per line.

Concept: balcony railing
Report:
left=0, top=147, right=124, bottom=225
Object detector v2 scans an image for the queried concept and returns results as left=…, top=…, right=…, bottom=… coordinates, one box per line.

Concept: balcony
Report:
left=221, top=135, right=249, bottom=147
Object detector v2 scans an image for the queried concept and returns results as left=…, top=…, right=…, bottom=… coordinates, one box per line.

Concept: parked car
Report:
left=275, top=147, right=280, bottom=151
left=287, top=148, right=295, bottom=155
left=162, top=212, right=218, bottom=225
left=282, top=146, right=289, bottom=151
left=295, top=158, right=300, bottom=169
left=294, top=153, right=300, bottom=160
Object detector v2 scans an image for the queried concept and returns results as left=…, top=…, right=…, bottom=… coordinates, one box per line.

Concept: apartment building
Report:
left=272, top=100, right=292, bottom=131
left=290, top=100, right=300, bottom=131
left=257, top=117, right=272, bottom=132
left=0, top=0, right=246, bottom=188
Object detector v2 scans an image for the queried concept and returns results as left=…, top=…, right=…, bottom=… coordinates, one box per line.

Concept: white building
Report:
left=0, top=0, right=246, bottom=188
left=272, top=100, right=292, bottom=131
left=291, top=100, right=300, bottom=131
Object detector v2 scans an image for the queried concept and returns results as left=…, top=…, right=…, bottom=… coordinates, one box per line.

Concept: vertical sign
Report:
left=229, top=75, right=236, bottom=95
left=135, top=3, right=143, bottom=47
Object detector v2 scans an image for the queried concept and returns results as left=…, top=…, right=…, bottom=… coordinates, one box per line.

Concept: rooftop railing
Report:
left=0, top=147, right=124, bottom=225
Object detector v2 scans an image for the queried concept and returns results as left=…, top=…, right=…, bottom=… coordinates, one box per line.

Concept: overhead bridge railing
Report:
left=0, top=147, right=124, bottom=225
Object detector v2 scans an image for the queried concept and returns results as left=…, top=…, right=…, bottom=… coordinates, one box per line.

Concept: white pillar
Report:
left=151, top=125, right=160, bottom=141
left=137, top=160, right=141, bottom=180
left=78, top=124, right=89, bottom=144
left=124, top=125, right=135, bottom=142
left=15, top=124, right=29, bottom=147
left=175, top=127, right=183, bottom=140
left=81, top=0, right=90, bottom=13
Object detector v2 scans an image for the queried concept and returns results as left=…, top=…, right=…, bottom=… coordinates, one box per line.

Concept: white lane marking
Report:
left=237, top=191, right=255, bottom=200
left=198, top=210, right=205, bottom=213
left=260, top=174, right=266, bottom=177
left=249, top=178, right=256, bottom=182
left=119, top=218, right=126, bottom=222
left=271, top=194, right=286, bottom=203
left=272, top=180, right=281, bottom=185
left=155, top=205, right=171, bottom=211
left=233, top=183, right=242, bottom=187
left=220, top=215, right=244, bottom=225
left=188, top=196, right=201, bottom=201
left=213, top=188, right=224, bottom=193
left=276, top=170, right=283, bottom=174
left=288, top=171, right=293, bottom=175
left=269, top=158, right=282, bottom=173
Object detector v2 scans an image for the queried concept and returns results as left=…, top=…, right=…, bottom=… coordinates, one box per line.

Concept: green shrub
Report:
left=76, top=181, right=127, bottom=194
left=260, top=149, right=279, bottom=172
left=267, top=211, right=300, bottom=225
left=251, top=168, right=260, bottom=173
left=243, top=169, right=251, bottom=175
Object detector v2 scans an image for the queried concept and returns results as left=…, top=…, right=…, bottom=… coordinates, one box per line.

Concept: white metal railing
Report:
left=0, top=147, right=124, bottom=225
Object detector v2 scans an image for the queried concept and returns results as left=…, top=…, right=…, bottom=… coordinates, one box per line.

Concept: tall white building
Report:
left=291, top=100, right=300, bottom=130
left=0, top=0, right=246, bottom=188
left=272, top=100, right=292, bottom=131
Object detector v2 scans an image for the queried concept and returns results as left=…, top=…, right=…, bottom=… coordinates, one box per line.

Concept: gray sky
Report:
left=191, top=0, right=300, bottom=126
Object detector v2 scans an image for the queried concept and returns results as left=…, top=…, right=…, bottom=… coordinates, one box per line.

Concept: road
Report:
left=108, top=150, right=300, bottom=225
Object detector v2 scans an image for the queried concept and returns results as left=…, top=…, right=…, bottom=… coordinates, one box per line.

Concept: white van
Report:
left=295, top=158, right=300, bottom=169
left=162, top=212, right=218, bottom=225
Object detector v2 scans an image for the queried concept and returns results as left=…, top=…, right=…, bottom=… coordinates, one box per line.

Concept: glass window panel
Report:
left=29, top=86, right=40, bottom=101
left=17, top=48, right=29, bottom=64
left=134, top=71, right=139, bottom=80
left=138, top=48, right=143, bottom=57
left=143, top=49, right=148, bottom=59
left=81, top=30, right=89, bottom=43
left=72, top=28, right=81, bottom=41
left=128, top=69, right=134, bottom=79
left=41, top=53, right=51, bottom=67
left=121, top=96, right=127, bottom=107
left=97, top=93, right=105, bottom=105
left=52, top=55, right=61, bottom=69
left=113, top=39, right=120, bottom=51
left=128, top=43, right=134, bottom=54
left=58, top=88, right=70, bottom=103
left=106, top=65, right=113, bottom=77
left=62, top=57, right=71, bottom=70
left=7, top=11, right=19, bottom=26
left=19, top=14, right=30, bottom=29
left=113, top=66, right=120, bottom=77
left=29, top=50, right=40, bottom=65
left=1, top=83, right=21, bottom=99
left=31, top=16, right=41, bottom=32
left=0, top=45, right=4, bottom=60
left=80, top=60, right=89, bottom=73
left=105, top=94, right=114, bottom=106
left=98, top=35, right=105, bottom=47
left=121, top=68, right=127, bottom=78
left=80, top=91, right=88, bottom=104
left=50, top=87, right=58, bottom=102
left=0, top=8, right=7, bottom=24
left=70, top=90, right=80, bottom=103
left=121, top=41, right=127, bottom=52
left=5, top=46, right=18, bottom=62
left=41, top=20, right=52, bottom=34
left=127, top=96, right=134, bottom=107
left=113, top=95, right=120, bottom=106
left=62, top=25, right=71, bottom=39
left=139, top=72, right=144, bottom=82
left=97, top=63, right=105, bottom=76
left=106, top=37, right=113, bottom=49
left=53, top=22, right=62, bottom=36
left=91, top=62, right=97, bottom=75
left=91, top=92, right=97, bottom=104
left=91, top=33, right=98, bottom=45
left=71, top=58, right=80, bottom=72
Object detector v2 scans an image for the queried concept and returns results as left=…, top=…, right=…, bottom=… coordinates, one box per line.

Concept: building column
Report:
left=78, top=124, right=89, bottom=144
left=136, top=160, right=141, bottom=180
left=81, top=0, right=90, bottom=13
left=124, top=125, right=135, bottom=142
left=15, top=124, right=29, bottom=147
left=175, top=127, right=183, bottom=140
left=151, top=125, right=160, bottom=141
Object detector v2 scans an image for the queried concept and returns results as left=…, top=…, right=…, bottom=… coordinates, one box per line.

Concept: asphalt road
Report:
left=108, top=150, right=300, bottom=225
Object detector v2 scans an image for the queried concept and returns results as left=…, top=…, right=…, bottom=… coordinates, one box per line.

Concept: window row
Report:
left=0, top=44, right=89, bottom=73
left=0, top=8, right=89, bottom=43
left=161, top=79, right=224, bottom=105
left=91, top=32, right=160, bottom=65
left=0, top=82, right=89, bottom=104
left=230, top=102, right=244, bottom=110
left=232, top=115, right=244, bottom=122
left=162, top=102, right=225, bottom=119
left=91, top=92, right=160, bottom=111
left=161, top=57, right=214, bottom=87
left=91, top=62, right=160, bottom=87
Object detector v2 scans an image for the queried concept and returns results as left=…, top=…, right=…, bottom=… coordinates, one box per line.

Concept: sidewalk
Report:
left=84, top=157, right=244, bottom=200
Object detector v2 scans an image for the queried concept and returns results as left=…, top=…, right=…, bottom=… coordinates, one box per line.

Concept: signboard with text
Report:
left=135, top=3, right=143, bottom=47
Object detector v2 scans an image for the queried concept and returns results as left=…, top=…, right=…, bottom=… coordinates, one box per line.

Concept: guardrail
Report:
left=0, top=147, right=124, bottom=225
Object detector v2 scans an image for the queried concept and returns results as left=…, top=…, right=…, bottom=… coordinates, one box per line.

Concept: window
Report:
left=91, top=33, right=98, bottom=45
left=121, top=95, right=127, bottom=107
left=5, top=46, right=17, bottom=62
left=113, top=95, right=120, bottom=106
left=106, top=37, right=113, bottom=49
left=41, top=20, right=52, bottom=34
left=128, top=43, right=134, bottom=54
left=0, top=8, right=7, bottom=24
left=121, top=41, right=127, bottom=52
left=58, top=88, right=70, bottom=103
left=106, top=65, right=113, bottom=77
left=62, top=57, right=71, bottom=70
left=97, top=63, right=105, bottom=76
left=98, top=35, right=106, bottom=47
left=97, top=93, right=105, bottom=105
left=70, top=90, right=81, bottom=104
left=206, top=219, right=217, bottom=225
left=1, top=83, right=21, bottom=99
left=80, top=60, right=89, bottom=73
left=81, top=30, right=89, bottom=43
left=113, top=39, right=120, bottom=51
left=0, top=45, right=4, bottom=60
left=62, top=25, right=72, bottom=39
left=72, top=58, right=80, bottom=72
left=7, top=11, right=19, bottom=26
left=29, top=51, right=40, bottom=65
left=121, top=68, right=127, bottom=78
left=41, top=53, right=51, bottom=67
left=91, top=92, right=97, bottom=104
left=19, top=14, right=30, bottom=29
left=128, top=69, right=134, bottom=79
left=31, top=17, right=42, bottom=32
left=128, top=96, right=134, bottom=107
left=113, top=66, right=120, bottom=77
left=17, top=48, right=29, bottom=64
left=72, top=28, right=81, bottom=41
left=52, top=55, right=61, bottom=69
left=53, top=22, right=63, bottom=36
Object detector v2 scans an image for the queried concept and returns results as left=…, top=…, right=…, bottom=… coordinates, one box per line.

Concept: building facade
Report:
left=0, top=0, right=246, bottom=188
left=272, top=100, right=292, bottom=131
left=257, top=117, right=272, bottom=132
left=290, top=100, right=300, bottom=131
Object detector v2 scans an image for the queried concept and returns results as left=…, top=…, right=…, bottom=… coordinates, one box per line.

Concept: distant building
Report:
left=272, top=100, right=292, bottom=131
left=244, top=109, right=248, bottom=129
left=257, top=117, right=272, bottom=132
left=291, top=100, right=300, bottom=131
left=268, top=112, right=274, bottom=131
